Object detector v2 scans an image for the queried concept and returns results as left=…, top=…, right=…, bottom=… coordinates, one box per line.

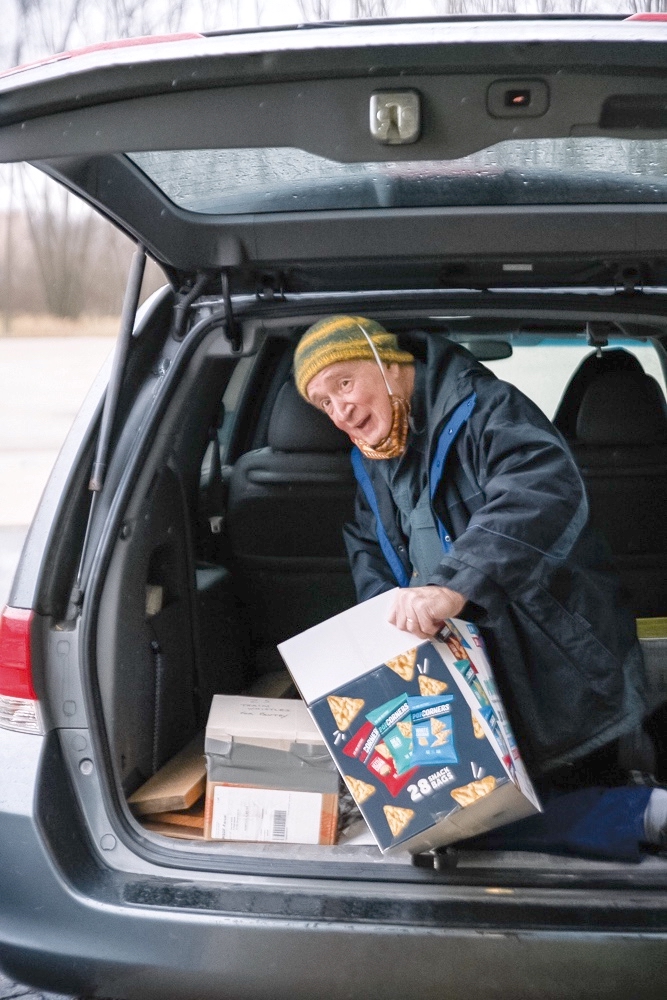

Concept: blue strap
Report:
left=429, top=393, right=477, bottom=553
left=350, top=391, right=476, bottom=584
left=351, top=446, right=410, bottom=588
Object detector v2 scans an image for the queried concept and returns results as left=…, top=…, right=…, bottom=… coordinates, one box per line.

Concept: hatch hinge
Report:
left=255, top=272, right=286, bottom=302
left=171, top=272, right=210, bottom=341
left=615, top=265, right=644, bottom=295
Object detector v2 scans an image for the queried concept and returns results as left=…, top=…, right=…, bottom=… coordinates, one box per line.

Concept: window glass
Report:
left=484, top=338, right=667, bottom=419
left=129, top=138, right=667, bottom=216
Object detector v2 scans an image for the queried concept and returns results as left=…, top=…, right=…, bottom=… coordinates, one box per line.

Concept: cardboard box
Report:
left=278, top=590, right=541, bottom=855
left=204, top=695, right=339, bottom=844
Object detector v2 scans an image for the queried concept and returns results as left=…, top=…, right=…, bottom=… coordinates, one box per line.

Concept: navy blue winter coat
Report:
left=343, top=340, right=647, bottom=774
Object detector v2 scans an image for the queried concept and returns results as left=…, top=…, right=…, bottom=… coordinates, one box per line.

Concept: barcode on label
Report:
left=211, top=786, right=323, bottom=844
left=272, top=809, right=287, bottom=841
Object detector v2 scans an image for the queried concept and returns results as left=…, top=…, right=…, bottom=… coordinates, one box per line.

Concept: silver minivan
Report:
left=1, top=15, right=666, bottom=999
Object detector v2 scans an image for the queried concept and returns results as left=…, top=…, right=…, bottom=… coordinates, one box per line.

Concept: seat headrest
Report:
left=553, top=348, right=644, bottom=439
left=576, top=371, right=667, bottom=446
left=267, top=380, right=352, bottom=452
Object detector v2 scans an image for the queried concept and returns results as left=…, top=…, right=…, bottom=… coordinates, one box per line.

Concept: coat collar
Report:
left=422, top=338, right=495, bottom=433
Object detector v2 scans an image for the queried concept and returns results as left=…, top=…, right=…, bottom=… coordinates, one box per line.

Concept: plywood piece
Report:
left=128, top=732, right=205, bottom=816
left=144, top=799, right=205, bottom=830
left=142, top=819, right=206, bottom=841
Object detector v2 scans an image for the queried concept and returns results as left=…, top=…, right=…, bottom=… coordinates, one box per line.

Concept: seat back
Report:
left=227, top=380, right=357, bottom=646
left=572, top=370, right=667, bottom=617
left=553, top=348, right=644, bottom=440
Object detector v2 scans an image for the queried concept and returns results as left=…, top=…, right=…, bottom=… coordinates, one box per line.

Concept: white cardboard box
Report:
left=279, top=590, right=540, bottom=855
left=204, top=695, right=339, bottom=844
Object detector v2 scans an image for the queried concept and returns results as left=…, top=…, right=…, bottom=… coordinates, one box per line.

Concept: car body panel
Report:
left=1, top=727, right=666, bottom=999
left=3, top=18, right=667, bottom=128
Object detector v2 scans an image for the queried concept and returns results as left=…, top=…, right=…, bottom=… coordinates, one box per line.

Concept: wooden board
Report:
left=142, top=819, right=206, bottom=840
left=128, top=732, right=206, bottom=816
left=143, top=799, right=205, bottom=830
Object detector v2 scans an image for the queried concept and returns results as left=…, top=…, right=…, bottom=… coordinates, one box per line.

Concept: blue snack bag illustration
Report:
left=408, top=695, right=458, bottom=766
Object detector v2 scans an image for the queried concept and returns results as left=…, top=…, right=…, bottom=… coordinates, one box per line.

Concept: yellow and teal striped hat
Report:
left=294, top=315, right=413, bottom=400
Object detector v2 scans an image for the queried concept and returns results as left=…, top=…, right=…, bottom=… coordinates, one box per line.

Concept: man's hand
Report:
left=388, top=586, right=467, bottom=639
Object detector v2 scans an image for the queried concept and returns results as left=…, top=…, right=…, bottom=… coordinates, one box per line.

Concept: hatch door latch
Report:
left=370, top=91, right=421, bottom=145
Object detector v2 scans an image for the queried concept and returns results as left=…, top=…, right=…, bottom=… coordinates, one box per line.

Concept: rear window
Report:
left=484, top=338, right=667, bottom=419
left=129, top=138, right=667, bottom=215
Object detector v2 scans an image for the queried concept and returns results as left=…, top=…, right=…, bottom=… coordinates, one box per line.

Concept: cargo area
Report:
left=90, top=311, right=667, bottom=875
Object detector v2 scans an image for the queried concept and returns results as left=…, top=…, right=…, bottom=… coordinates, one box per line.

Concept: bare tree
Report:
left=431, top=1, right=517, bottom=13
left=351, top=0, right=390, bottom=16
left=10, top=0, right=86, bottom=66
left=532, top=1, right=589, bottom=11
left=2, top=0, right=189, bottom=331
left=19, top=168, right=97, bottom=318
left=2, top=167, right=16, bottom=334
left=104, top=0, right=189, bottom=39
left=298, top=0, right=334, bottom=20
left=626, top=1, right=667, bottom=10
left=197, top=0, right=235, bottom=29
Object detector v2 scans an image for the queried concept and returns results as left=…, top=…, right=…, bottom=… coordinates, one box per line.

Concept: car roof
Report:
left=4, top=17, right=667, bottom=287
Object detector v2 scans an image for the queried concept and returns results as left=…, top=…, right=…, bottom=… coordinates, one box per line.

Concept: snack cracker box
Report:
left=204, top=695, right=339, bottom=844
left=278, top=590, right=540, bottom=854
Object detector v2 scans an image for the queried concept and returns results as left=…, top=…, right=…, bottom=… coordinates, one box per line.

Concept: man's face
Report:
left=306, top=359, right=394, bottom=446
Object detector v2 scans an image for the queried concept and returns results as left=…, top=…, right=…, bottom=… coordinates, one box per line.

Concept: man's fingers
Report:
left=388, top=601, right=409, bottom=634
left=389, top=587, right=464, bottom=638
left=414, top=604, right=434, bottom=636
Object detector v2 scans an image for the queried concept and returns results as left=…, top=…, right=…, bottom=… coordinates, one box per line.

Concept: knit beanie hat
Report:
left=294, top=315, right=414, bottom=400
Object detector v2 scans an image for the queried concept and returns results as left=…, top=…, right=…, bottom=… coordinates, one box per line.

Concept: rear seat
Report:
left=227, top=379, right=357, bottom=657
left=571, top=369, right=667, bottom=618
left=553, top=348, right=644, bottom=440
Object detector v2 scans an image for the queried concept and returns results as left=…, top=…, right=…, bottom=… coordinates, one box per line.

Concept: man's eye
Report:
left=321, top=399, right=331, bottom=410
left=341, top=380, right=351, bottom=389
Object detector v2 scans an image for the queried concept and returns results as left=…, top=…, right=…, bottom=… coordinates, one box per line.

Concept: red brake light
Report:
left=0, top=607, right=36, bottom=700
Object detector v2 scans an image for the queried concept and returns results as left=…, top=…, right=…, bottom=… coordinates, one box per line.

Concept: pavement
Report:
left=0, top=336, right=113, bottom=605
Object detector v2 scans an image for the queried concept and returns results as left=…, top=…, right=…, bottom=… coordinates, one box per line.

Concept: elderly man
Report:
left=293, top=314, right=665, bottom=857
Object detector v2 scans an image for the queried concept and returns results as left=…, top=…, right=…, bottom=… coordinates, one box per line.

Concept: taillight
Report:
left=0, top=606, right=42, bottom=734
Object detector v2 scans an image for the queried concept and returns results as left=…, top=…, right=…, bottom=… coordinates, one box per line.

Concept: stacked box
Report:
left=204, top=695, right=339, bottom=844
left=279, top=590, right=541, bottom=855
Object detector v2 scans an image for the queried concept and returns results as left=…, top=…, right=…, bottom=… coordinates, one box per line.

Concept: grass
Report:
left=1, top=313, right=120, bottom=337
